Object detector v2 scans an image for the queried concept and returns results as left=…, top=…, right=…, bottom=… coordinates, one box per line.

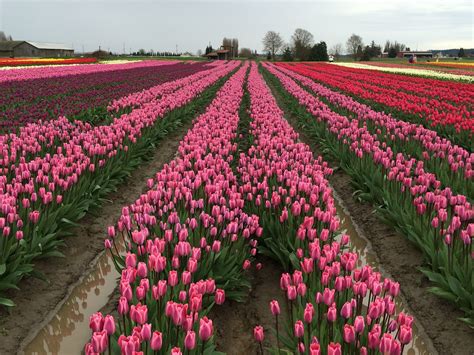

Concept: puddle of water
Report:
left=333, top=191, right=434, bottom=355
left=22, top=247, right=120, bottom=355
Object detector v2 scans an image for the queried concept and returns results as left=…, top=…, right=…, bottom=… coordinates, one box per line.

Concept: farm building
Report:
left=205, top=49, right=230, bottom=60
left=0, top=41, right=74, bottom=57
left=397, top=50, right=433, bottom=58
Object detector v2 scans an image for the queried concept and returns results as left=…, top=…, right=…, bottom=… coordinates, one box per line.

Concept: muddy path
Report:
left=263, top=71, right=474, bottom=355
left=211, top=256, right=288, bottom=354
left=0, top=119, right=193, bottom=355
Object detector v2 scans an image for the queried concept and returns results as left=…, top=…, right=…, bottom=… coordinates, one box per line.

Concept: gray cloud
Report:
left=0, top=0, right=472, bottom=54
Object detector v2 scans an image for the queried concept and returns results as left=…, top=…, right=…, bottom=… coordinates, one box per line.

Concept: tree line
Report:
left=263, top=29, right=329, bottom=61
left=261, top=29, right=443, bottom=61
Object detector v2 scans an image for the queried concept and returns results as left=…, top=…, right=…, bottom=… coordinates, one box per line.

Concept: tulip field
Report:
left=0, top=59, right=472, bottom=355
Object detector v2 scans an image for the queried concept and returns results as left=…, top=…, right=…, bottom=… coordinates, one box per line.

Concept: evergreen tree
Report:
left=458, top=48, right=465, bottom=57
left=282, top=46, right=293, bottom=61
left=309, top=41, right=329, bottom=61
left=388, top=46, right=398, bottom=58
left=361, top=46, right=372, bottom=61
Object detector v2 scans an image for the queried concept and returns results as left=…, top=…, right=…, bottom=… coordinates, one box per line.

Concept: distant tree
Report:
left=385, top=40, right=407, bottom=57
left=369, top=40, right=381, bottom=58
left=406, top=47, right=411, bottom=51
left=266, top=51, right=272, bottom=60
left=329, top=43, right=343, bottom=60
left=292, top=28, right=314, bottom=60
left=138, top=48, right=146, bottom=56
left=458, top=48, right=465, bottom=57
left=221, top=37, right=238, bottom=58
left=346, top=34, right=364, bottom=60
left=388, top=46, right=398, bottom=58
left=231, top=38, right=239, bottom=58
left=282, top=46, right=293, bottom=61
left=222, top=37, right=231, bottom=48
left=0, top=31, right=6, bottom=41
left=309, top=41, right=329, bottom=61
left=361, top=46, right=372, bottom=61
left=239, top=48, right=253, bottom=58
left=356, top=45, right=363, bottom=60
left=262, top=31, right=284, bottom=61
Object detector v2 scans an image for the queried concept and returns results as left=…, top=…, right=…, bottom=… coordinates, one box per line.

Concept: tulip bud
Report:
left=254, top=325, right=264, bottom=342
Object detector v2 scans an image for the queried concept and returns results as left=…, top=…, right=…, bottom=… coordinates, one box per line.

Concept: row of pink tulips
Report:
left=0, top=61, right=239, bottom=169
left=107, top=62, right=237, bottom=112
left=84, top=61, right=414, bottom=354
left=242, top=63, right=411, bottom=354
left=85, top=63, right=259, bottom=354
left=262, top=62, right=474, bottom=324
left=0, top=61, right=239, bottom=306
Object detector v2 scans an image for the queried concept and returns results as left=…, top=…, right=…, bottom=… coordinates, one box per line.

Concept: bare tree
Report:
left=329, top=43, right=343, bottom=59
left=231, top=38, right=239, bottom=58
left=239, top=48, right=253, bottom=58
left=222, top=37, right=239, bottom=58
left=292, top=28, right=314, bottom=60
left=196, top=49, right=203, bottom=56
left=346, top=33, right=364, bottom=60
left=262, top=31, right=284, bottom=61
left=0, top=31, right=7, bottom=41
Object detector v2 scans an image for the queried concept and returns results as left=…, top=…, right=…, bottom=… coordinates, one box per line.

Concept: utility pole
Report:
left=123, top=42, right=125, bottom=56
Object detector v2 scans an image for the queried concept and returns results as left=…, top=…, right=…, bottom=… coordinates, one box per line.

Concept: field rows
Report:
left=0, top=59, right=472, bottom=354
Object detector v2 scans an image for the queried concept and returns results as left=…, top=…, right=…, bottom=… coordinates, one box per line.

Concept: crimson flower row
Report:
left=271, top=63, right=473, bottom=197
left=281, top=63, right=473, bottom=136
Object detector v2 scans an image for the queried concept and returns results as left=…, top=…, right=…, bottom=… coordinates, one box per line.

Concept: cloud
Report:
left=1, top=0, right=472, bottom=53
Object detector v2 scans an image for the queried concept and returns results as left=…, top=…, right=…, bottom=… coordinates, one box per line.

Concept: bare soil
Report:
left=0, top=121, right=192, bottom=355
left=211, top=256, right=288, bottom=354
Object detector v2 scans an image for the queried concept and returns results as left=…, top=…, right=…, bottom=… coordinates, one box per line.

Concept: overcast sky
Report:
left=1, top=0, right=472, bottom=54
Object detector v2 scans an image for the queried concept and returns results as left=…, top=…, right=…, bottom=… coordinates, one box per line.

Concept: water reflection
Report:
left=334, top=193, right=433, bottom=355
left=23, top=249, right=119, bottom=355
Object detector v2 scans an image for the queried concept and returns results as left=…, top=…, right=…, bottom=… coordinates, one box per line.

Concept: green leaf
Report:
left=0, top=264, right=6, bottom=276
left=0, top=297, right=15, bottom=307
left=427, top=287, right=457, bottom=302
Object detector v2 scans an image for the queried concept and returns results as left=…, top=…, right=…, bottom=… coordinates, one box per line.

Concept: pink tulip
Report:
left=294, top=320, right=304, bottom=338
left=150, top=331, right=163, bottom=350
left=184, top=330, right=196, bottom=350
left=254, top=325, right=264, bottom=342
left=199, top=317, right=213, bottom=341
left=327, top=342, right=342, bottom=355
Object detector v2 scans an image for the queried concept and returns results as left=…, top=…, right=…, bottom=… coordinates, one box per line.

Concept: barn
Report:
left=0, top=41, right=74, bottom=58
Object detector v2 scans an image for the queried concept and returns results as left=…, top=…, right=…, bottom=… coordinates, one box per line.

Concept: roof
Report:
left=399, top=51, right=433, bottom=54
left=216, top=50, right=230, bottom=53
left=205, top=52, right=218, bottom=57
left=0, top=41, right=74, bottom=51
left=26, top=41, right=74, bottom=50
left=0, top=41, right=24, bottom=51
